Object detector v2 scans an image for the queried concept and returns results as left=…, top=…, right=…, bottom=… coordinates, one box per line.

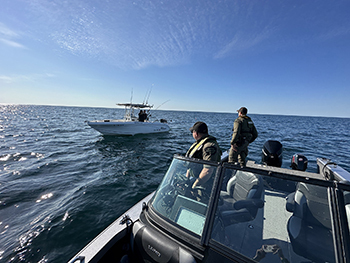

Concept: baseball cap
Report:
left=189, top=121, right=208, bottom=134
left=237, top=107, right=248, bottom=115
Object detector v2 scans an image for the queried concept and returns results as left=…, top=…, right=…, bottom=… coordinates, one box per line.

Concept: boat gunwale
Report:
left=68, top=193, right=154, bottom=263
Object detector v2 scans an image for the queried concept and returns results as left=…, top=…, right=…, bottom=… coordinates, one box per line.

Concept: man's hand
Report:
left=231, top=144, right=238, bottom=152
left=191, top=167, right=213, bottom=189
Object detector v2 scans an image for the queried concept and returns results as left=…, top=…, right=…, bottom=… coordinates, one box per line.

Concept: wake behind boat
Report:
left=87, top=103, right=170, bottom=136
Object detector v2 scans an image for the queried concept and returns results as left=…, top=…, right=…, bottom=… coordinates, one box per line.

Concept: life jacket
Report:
left=185, top=135, right=220, bottom=160
left=233, top=116, right=258, bottom=144
left=185, top=136, right=220, bottom=186
left=246, top=116, right=258, bottom=143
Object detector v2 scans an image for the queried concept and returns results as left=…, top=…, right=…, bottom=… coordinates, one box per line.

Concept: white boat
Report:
left=87, top=103, right=170, bottom=136
left=68, top=141, right=350, bottom=263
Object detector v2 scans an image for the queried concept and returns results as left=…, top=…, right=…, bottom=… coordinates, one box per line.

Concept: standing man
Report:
left=186, top=121, right=221, bottom=189
left=229, top=107, right=258, bottom=166
left=138, top=110, right=147, bottom=122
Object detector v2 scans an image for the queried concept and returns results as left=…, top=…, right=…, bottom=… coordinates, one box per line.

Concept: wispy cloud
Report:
left=0, top=73, right=56, bottom=84
left=0, top=22, right=18, bottom=37
left=3, top=1, right=282, bottom=69
left=214, top=27, right=274, bottom=59
left=0, top=75, right=13, bottom=83
left=27, top=0, right=196, bottom=69
left=9, top=0, right=350, bottom=70
left=0, top=38, right=26, bottom=48
left=317, top=26, right=350, bottom=42
left=0, top=22, right=26, bottom=49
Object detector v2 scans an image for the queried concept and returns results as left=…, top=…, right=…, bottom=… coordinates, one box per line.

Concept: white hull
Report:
left=87, top=119, right=170, bottom=136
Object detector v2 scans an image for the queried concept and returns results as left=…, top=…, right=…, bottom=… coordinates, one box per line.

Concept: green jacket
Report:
left=186, top=135, right=221, bottom=162
left=231, top=115, right=258, bottom=145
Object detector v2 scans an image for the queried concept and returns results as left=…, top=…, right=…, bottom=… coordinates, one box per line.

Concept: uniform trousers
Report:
left=228, top=140, right=249, bottom=166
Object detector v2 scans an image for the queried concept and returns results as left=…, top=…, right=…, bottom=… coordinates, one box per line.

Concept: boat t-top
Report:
left=87, top=103, right=170, bottom=136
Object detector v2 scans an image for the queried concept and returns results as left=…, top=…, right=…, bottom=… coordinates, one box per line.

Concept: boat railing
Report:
left=317, top=158, right=350, bottom=183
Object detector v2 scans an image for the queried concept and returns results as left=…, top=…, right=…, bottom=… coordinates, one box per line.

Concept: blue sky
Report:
left=1, top=0, right=349, bottom=117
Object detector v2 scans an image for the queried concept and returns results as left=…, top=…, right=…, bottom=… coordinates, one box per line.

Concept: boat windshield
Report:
left=150, top=156, right=350, bottom=263
left=151, top=157, right=219, bottom=236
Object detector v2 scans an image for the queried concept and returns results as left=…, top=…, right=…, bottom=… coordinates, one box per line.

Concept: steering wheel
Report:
left=191, top=186, right=210, bottom=202
left=173, top=173, right=191, bottom=195
left=160, top=173, right=190, bottom=209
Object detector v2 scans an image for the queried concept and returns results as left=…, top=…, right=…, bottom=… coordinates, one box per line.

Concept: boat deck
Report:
left=221, top=189, right=305, bottom=262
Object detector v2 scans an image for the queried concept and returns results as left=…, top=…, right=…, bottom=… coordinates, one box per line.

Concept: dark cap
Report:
left=237, top=107, right=248, bottom=115
left=189, top=121, right=208, bottom=134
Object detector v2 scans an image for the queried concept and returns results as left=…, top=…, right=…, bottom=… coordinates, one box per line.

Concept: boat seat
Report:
left=218, top=171, right=264, bottom=226
left=286, top=182, right=335, bottom=263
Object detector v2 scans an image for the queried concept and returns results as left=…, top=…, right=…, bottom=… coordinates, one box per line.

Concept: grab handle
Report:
left=69, top=256, right=85, bottom=263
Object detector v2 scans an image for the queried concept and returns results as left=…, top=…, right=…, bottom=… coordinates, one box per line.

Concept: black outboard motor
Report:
left=262, top=140, right=283, bottom=167
left=291, top=154, right=308, bottom=171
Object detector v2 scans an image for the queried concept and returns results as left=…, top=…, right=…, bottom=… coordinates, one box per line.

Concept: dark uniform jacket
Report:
left=185, top=135, right=221, bottom=186
left=186, top=135, right=221, bottom=162
left=231, top=115, right=258, bottom=146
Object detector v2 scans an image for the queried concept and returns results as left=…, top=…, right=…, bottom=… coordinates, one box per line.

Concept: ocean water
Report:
left=0, top=104, right=350, bottom=263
